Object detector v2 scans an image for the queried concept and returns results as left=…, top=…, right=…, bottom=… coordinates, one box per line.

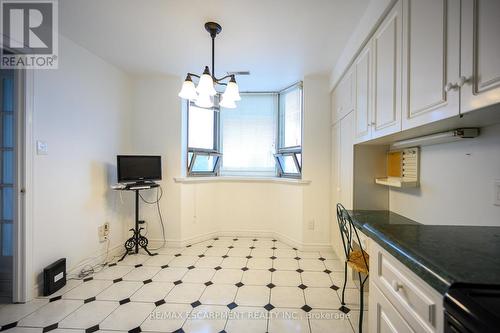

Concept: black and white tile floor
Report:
left=0, top=237, right=368, bottom=333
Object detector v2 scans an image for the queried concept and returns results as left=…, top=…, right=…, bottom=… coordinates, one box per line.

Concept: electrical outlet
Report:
left=104, top=222, right=110, bottom=234
left=308, top=219, right=315, bottom=230
left=98, top=223, right=110, bottom=242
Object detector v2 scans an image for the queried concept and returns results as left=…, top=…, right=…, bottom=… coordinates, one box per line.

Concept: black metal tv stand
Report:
left=114, top=182, right=159, bottom=261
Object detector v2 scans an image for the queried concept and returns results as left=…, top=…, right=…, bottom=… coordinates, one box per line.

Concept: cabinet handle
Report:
left=391, top=280, right=403, bottom=292
left=444, top=82, right=459, bottom=92
left=458, top=76, right=472, bottom=87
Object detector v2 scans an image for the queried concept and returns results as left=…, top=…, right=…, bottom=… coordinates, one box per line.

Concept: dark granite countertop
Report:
left=349, top=210, right=500, bottom=295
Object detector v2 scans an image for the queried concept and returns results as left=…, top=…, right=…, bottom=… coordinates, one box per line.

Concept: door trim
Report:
left=12, top=69, right=34, bottom=303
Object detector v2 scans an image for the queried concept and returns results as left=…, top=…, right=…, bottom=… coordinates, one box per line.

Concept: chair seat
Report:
left=347, top=249, right=369, bottom=274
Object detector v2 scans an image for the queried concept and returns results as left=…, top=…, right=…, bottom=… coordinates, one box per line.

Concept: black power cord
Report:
left=138, top=185, right=166, bottom=250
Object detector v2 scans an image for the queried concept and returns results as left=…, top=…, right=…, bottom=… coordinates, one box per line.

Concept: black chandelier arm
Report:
left=214, top=74, right=234, bottom=83
left=185, top=73, right=230, bottom=85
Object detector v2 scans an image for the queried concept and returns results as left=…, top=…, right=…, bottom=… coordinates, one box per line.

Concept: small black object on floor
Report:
left=43, top=258, right=66, bottom=296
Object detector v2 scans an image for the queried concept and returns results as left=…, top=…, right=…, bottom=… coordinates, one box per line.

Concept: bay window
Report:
left=186, top=82, right=303, bottom=178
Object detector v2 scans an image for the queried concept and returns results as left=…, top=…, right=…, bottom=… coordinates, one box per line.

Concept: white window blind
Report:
left=279, top=86, right=302, bottom=148
left=220, top=94, right=277, bottom=176
left=188, top=105, right=215, bottom=150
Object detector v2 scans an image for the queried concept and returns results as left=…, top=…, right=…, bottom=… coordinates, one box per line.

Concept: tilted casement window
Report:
left=186, top=100, right=221, bottom=176
left=275, top=82, right=303, bottom=178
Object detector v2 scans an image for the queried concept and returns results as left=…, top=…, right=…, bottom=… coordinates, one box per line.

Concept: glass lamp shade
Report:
left=223, top=80, right=241, bottom=101
left=197, top=73, right=217, bottom=96
left=195, top=93, right=214, bottom=108
left=178, top=79, right=198, bottom=100
left=219, top=95, right=237, bottom=109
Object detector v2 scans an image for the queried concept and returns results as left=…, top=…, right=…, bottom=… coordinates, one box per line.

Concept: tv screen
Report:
left=117, top=155, right=162, bottom=183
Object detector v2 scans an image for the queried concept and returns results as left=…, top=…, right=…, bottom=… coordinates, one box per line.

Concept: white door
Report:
left=339, top=112, right=354, bottom=209
left=372, top=0, right=403, bottom=139
left=369, top=284, right=416, bottom=333
left=460, top=0, right=500, bottom=113
left=402, top=0, right=461, bottom=130
left=354, top=44, right=372, bottom=143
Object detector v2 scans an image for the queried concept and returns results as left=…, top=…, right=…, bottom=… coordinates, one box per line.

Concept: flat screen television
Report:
left=117, top=155, right=162, bottom=183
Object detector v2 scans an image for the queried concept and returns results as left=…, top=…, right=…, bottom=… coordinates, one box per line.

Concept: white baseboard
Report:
left=148, top=229, right=333, bottom=252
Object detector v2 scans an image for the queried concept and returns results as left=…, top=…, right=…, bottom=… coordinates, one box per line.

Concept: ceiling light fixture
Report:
left=178, top=22, right=241, bottom=109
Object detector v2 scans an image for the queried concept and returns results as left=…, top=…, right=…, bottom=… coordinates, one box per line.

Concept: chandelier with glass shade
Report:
left=178, top=22, right=241, bottom=109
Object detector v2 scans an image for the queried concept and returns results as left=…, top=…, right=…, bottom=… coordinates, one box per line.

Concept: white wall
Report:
left=390, top=123, right=500, bottom=226
left=130, top=75, right=332, bottom=249
left=129, top=76, right=183, bottom=243
left=302, top=75, right=331, bottom=245
left=179, top=182, right=305, bottom=244
left=32, top=36, right=133, bottom=290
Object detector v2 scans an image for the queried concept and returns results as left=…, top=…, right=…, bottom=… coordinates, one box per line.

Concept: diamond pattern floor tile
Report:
left=2, top=236, right=361, bottom=333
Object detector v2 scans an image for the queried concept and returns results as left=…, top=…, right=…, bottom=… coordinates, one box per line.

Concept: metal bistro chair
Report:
left=336, top=203, right=369, bottom=333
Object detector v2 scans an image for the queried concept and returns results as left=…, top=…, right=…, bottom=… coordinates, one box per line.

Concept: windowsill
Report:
left=174, top=176, right=311, bottom=185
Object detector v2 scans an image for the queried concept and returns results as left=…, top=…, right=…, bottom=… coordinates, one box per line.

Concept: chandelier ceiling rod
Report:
left=205, top=22, right=221, bottom=81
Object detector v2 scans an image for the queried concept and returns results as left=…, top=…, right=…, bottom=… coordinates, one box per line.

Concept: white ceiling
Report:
left=59, top=0, right=369, bottom=91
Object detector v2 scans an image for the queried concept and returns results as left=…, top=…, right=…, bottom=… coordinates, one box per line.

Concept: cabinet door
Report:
left=354, top=44, right=372, bottom=143
left=330, top=88, right=339, bottom=125
left=342, top=68, right=356, bottom=119
left=331, top=122, right=341, bottom=207
left=332, top=69, right=355, bottom=124
left=369, top=284, right=416, bottom=333
left=339, top=112, right=354, bottom=209
left=372, top=0, right=403, bottom=139
left=330, top=122, right=344, bottom=259
left=402, top=0, right=460, bottom=130
left=461, top=0, right=500, bottom=113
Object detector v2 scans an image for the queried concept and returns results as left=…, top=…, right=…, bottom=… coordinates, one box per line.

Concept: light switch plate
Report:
left=494, top=180, right=500, bottom=206
left=36, top=140, right=48, bottom=155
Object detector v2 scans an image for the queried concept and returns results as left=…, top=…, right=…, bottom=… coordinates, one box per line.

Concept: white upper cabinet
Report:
left=331, top=68, right=355, bottom=125
left=402, top=0, right=461, bottom=130
left=334, top=0, right=500, bottom=143
left=460, top=0, right=500, bottom=113
left=354, top=44, right=372, bottom=143
left=372, top=0, right=403, bottom=138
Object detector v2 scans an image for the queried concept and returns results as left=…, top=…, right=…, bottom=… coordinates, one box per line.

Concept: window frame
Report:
left=186, top=99, right=222, bottom=176
left=275, top=82, right=303, bottom=178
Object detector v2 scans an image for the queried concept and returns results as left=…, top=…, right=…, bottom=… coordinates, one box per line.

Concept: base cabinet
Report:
left=369, top=242, right=444, bottom=333
left=370, top=284, right=416, bottom=333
